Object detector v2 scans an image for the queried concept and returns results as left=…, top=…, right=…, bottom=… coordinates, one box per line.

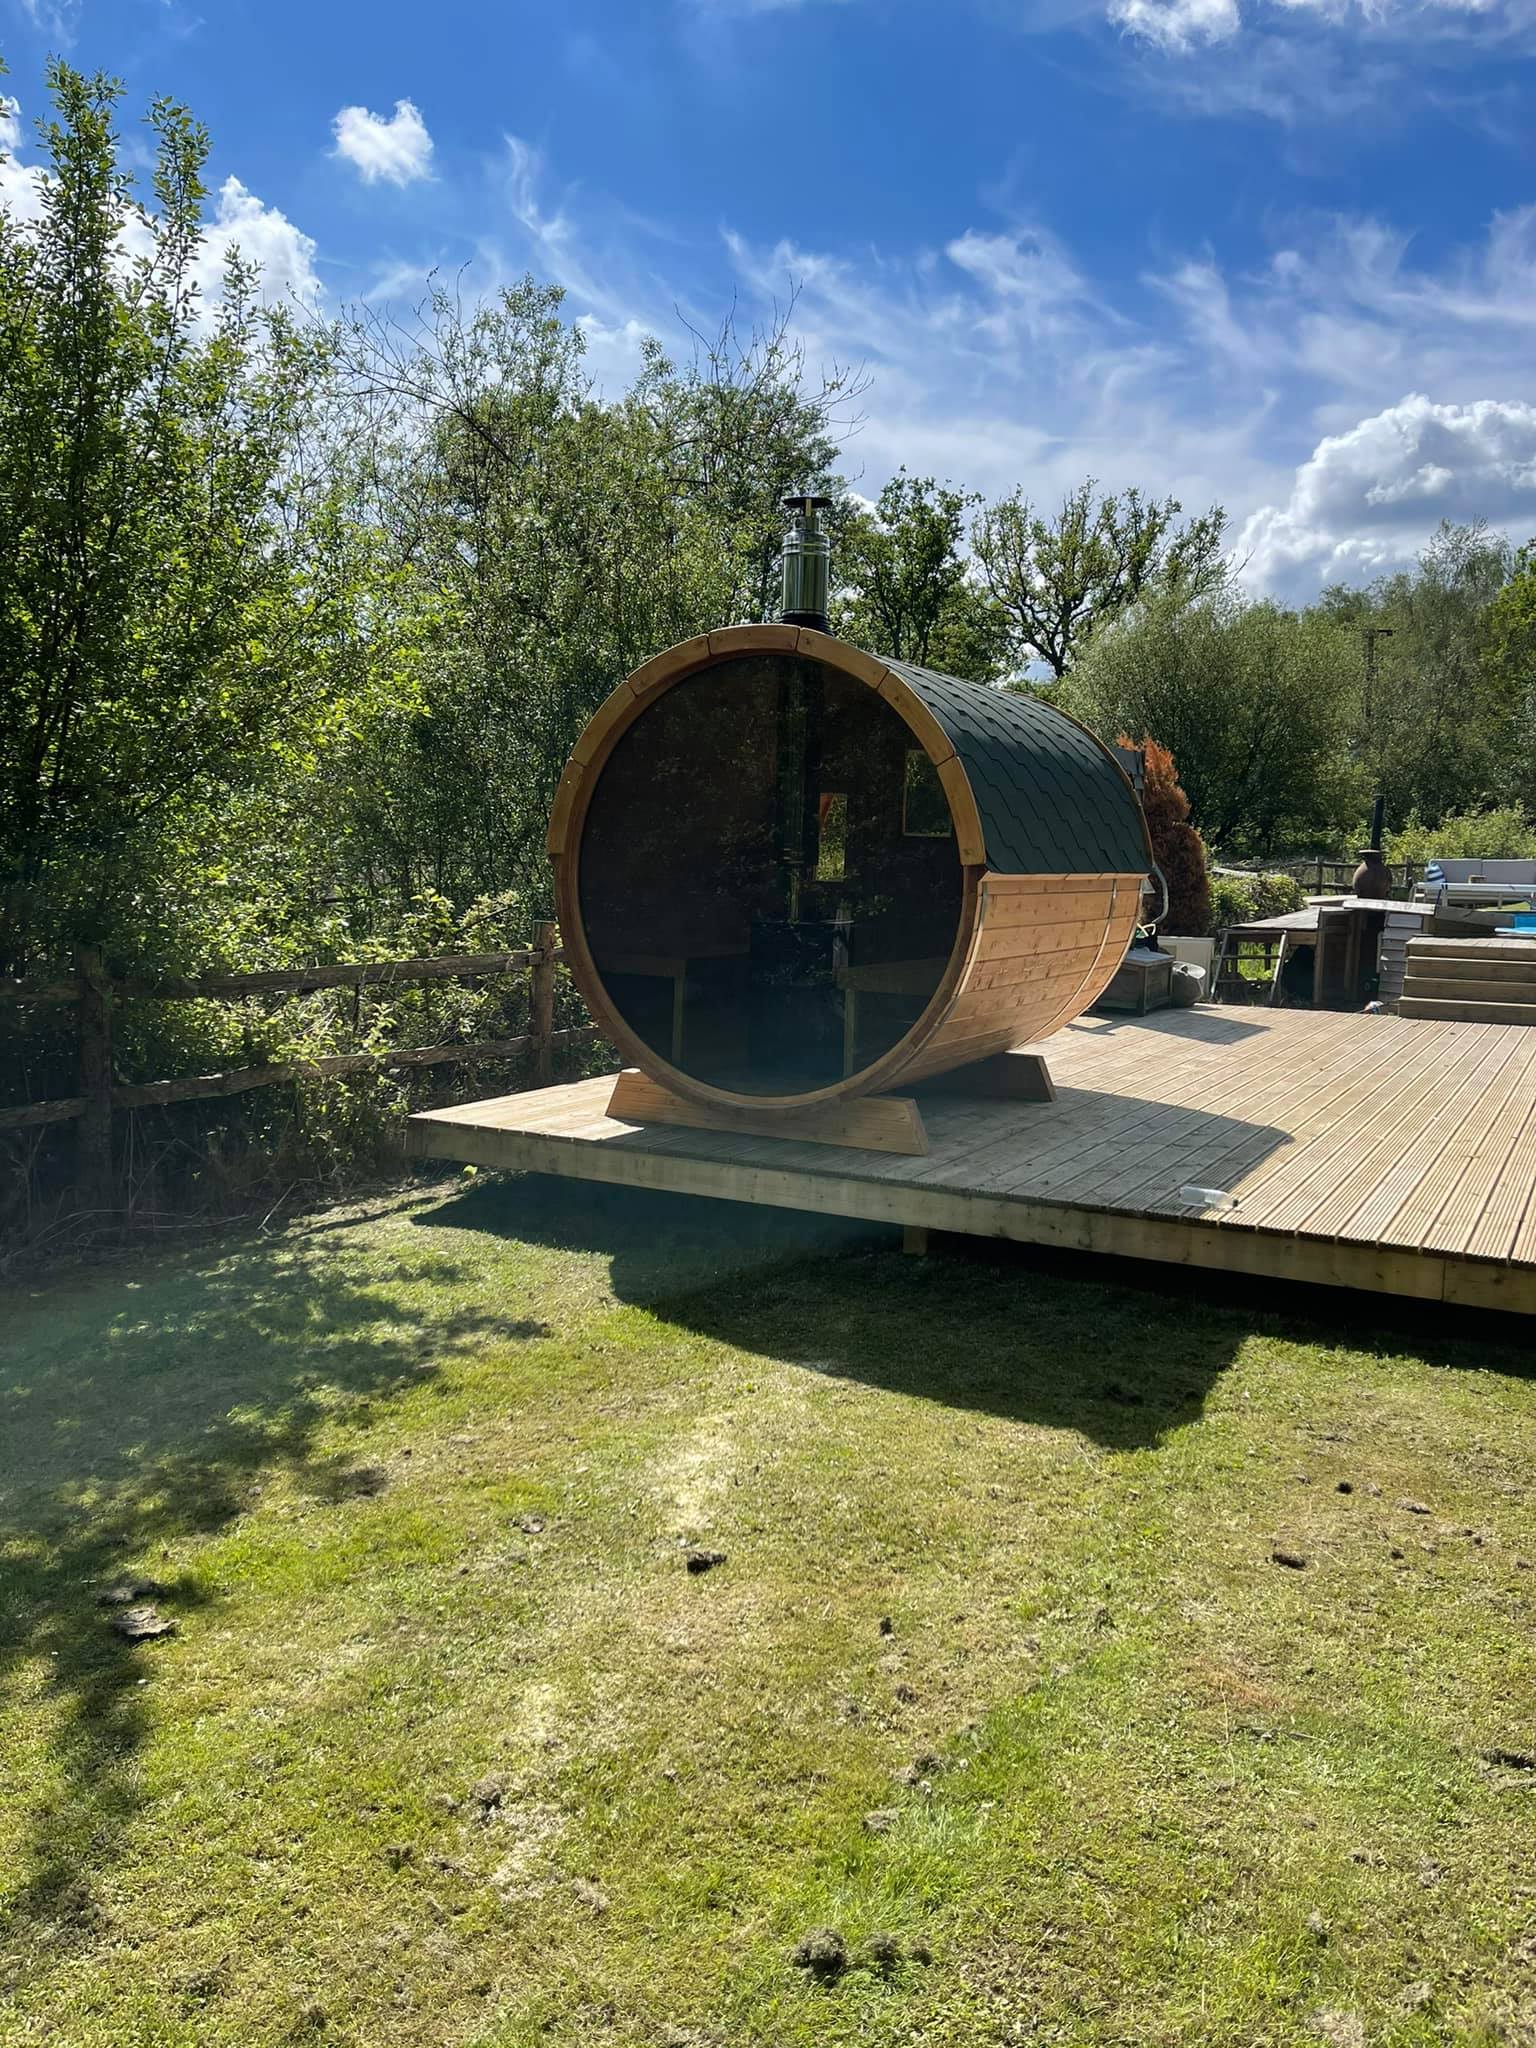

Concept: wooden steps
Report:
left=1402, top=937, right=1536, bottom=1024
left=1401, top=996, right=1536, bottom=1024
left=1410, top=938, right=1536, bottom=965
left=1410, top=955, right=1536, bottom=984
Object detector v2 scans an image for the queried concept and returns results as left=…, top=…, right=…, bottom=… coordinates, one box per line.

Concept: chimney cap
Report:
left=783, top=492, right=833, bottom=514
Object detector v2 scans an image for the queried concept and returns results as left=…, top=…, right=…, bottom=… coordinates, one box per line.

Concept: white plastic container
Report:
left=1161, top=935, right=1216, bottom=976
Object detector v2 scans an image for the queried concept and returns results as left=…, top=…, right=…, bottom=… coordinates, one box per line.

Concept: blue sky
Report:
left=5, top=0, right=1536, bottom=597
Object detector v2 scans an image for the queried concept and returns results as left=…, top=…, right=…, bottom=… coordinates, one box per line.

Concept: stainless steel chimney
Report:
left=780, top=494, right=832, bottom=633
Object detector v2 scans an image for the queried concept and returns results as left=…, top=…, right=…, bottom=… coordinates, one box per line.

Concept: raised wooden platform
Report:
left=407, top=1009, right=1536, bottom=1314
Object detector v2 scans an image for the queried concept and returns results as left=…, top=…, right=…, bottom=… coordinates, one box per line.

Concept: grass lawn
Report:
left=4, top=1172, right=1536, bottom=2046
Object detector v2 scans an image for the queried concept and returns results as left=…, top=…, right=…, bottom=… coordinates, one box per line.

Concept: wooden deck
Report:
left=407, top=1008, right=1536, bottom=1314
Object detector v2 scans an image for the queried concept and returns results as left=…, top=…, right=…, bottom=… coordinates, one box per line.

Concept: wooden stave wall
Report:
left=550, top=626, right=1146, bottom=1113
left=899, top=873, right=1142, bottom=1084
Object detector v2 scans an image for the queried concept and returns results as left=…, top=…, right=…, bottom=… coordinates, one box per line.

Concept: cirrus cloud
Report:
left=1110, top=0, right=1239, bottom=51
left=1113, top=0, right=1536, bottom=49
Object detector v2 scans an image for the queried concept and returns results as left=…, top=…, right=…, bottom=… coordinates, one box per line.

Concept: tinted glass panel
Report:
left=579, top=655, right=963, bottom=1096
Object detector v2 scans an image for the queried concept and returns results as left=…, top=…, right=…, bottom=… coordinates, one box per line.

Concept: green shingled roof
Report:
left=880, top=657, right=1153, bottom=879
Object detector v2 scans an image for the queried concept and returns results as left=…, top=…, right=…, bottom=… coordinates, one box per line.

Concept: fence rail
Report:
left=1241, top=857, right=1425, bottom=895
left=0, top=947, right=549, bottom=1007
left=0, top=927, right=596, bottom=1204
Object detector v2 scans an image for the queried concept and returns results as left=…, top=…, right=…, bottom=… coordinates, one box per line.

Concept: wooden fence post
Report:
left=75, top=946, right=114, bottom=1213
left=531, top=922, right=557, bottom=1086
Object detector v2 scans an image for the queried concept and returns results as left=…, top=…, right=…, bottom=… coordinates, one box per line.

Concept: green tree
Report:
left=833, top=471, right=1008, bottom=680
left=0, top=63, right=371, bottom=975
left=1314, top=521, right=1514, bottom=828
left=334, top=283, right=853, bottom=912
left=1384, top=804, right=1536, bottom=866
left=973, top=479, right=1227, bottom=680
left=1480, top=539, right=1536, bottom=810
left=1061, top=590, right=1361, bottom=857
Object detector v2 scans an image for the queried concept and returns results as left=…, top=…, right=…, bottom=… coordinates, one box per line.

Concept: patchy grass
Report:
left=3, top=1174, right=1536, bottom=2047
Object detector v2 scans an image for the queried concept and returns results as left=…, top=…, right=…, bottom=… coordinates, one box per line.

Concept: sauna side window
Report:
left=902, top=751, right=951, bottom=837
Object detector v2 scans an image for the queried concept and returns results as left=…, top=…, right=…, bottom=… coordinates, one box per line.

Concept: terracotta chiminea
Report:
left=1351, top=846, right=1391, bottom=899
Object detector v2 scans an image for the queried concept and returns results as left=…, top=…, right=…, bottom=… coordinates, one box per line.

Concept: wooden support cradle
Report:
left=606, top=1049, right=1055, bottom=1157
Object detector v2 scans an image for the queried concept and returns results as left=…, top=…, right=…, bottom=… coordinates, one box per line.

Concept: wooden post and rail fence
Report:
left=0, top=924, right=599, bottom=1208
left=1261, top=856, right=1423, bottom=896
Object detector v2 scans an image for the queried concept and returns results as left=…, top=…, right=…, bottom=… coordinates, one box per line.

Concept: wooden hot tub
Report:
left=548, top=624, right=1151, bottom=1115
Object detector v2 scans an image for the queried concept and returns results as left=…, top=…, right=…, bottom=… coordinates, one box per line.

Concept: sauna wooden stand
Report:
left=604, top=1048, right=1056, bottom=1158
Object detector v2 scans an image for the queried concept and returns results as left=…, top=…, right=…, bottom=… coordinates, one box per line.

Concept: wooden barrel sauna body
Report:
left=548, top=624, right=1151, bottom=1114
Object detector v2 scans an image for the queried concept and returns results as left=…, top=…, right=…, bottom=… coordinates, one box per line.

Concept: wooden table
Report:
left=1213, top=909, right=1319, bottom=1005
left=1216, top=899, right=1437, bottom=1008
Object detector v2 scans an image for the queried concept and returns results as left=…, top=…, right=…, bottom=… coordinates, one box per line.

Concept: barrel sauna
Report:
left=547, top=624, right=1152, bottom=1125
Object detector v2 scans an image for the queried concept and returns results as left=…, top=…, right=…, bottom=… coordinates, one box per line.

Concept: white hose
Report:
left=1144, top=864, right=1170, bottom=931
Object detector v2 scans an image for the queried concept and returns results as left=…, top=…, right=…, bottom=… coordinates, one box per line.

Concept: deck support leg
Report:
left=1268, top=932, right=1292, bottom=1007
left=1212, top=930, right=1232, bottom=1000
left=902, top=1224, right=931, bottom=1257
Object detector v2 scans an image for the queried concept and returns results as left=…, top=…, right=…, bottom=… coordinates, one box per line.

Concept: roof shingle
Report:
left=880, top=658, right=1152, bottom=878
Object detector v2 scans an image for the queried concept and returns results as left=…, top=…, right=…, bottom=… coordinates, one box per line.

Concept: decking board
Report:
left=1382, top=1032, right=1536, bottom=1252
left=407, top=1008, right=1536, bottom=1313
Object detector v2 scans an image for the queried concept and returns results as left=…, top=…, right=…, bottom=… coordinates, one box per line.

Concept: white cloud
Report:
left=718, top=219, right=1240, bottom=523
left=115, top=175, right=322, bottom=315
left=1113, top=0, right=1536, bottom=55
left=1240, top=396, right=1536, bottom=584
left=0, top=96, right=47, bottom=226
left=1110, top=0, right=1239, bottom=50
left=16, top=0, right=79, bottom=42
left=332, top=98, right=434, bottom=187
left=716, top=188, right=1536, bottom=602
left=945, top=227, right=1105, bottom=341
left=574, top=313, right=655, bottom=395
left=503, top=134, right=568, bottom=248
left=481, top=134, right=637, bottom=325
left=373, top=112, right=1536, bottom=602
left=2, top=104, right=321, bottom=318
left=197, top=176, right=322, bottom=308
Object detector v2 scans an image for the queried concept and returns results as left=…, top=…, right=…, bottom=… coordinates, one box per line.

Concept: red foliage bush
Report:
left=1118, top=735, right=1211, bottom=937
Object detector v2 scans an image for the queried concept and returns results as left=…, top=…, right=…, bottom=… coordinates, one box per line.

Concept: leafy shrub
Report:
left=0, top=890, right=600, bottom=1249
left=1120, top=736, right=1211, bottom=936
left=1385, top=806, right=1536, bottom=865
left=1208, top=871, right=1306, bottom=933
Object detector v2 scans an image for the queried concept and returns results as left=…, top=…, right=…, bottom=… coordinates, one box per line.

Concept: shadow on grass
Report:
left=0, top=1233, right=530, bottom=1969
left=418, top=1171, right=1536, bottom=1446
left=415, top=1175, right=1243, bottom=1449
